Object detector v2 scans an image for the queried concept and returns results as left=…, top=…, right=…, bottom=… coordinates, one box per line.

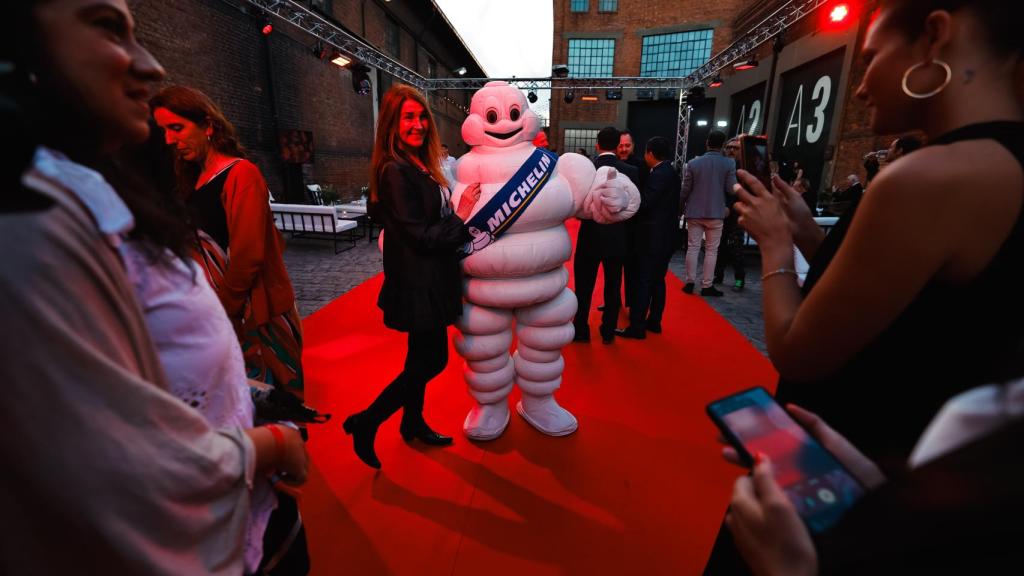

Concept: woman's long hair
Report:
left=369, top=84, right=447, bottom=203
left=150, top=85, right=246, bottom=198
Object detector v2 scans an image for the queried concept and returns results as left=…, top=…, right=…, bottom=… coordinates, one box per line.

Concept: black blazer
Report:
left=372, top=159, right=470, bottom=332
left=577, top=153, right=638, bottom=258
left=633, top=161, right=681, bottom=254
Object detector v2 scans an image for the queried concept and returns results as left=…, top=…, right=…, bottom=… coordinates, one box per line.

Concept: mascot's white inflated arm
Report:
left=558, top=153, right=640, bottom=224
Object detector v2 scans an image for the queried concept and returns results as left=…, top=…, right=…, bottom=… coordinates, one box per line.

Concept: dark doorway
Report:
left=627, top=99, right=678, bottom=161
left=684, top=98, right=717, bottom=161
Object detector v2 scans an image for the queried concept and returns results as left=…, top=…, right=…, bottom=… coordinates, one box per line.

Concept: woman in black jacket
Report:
left=343, top=85, right=480, bottom=469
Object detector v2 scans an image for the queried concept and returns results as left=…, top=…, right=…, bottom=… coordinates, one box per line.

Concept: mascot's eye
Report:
left=486, top=109, right=498, bottom=124
left=509, top=107, right=521, bottom=121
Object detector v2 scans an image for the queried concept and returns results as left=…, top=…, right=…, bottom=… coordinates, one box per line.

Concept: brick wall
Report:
left=133, top=0, right=473, bottom=202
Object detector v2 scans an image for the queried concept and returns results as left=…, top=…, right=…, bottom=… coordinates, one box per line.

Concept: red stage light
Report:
left=830, top=3, right=849, bottom=23
left=262, top=23, right=273, bottom=35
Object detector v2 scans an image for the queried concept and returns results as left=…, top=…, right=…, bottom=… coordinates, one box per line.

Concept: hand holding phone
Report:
left=738, top=135, right=771, bottom=192
left=708, top=387, right=866, bottom=533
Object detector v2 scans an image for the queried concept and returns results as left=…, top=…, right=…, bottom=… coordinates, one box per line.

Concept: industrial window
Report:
left=640, top=29, right=713, bottom=77
left=567, top=38, right=615, bottom=78
left=598, top=0, right=617, bottom=12
left=563, top=129, right=600, bottom=156
left=570, top=0, right=589, bottom=12
left=385, top=17, right=400, bottom=59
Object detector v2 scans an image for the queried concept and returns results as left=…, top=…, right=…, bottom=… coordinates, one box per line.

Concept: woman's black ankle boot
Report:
left=343, top=411, right=382, bottom=469
left=399, top=416, right=453, bottom=446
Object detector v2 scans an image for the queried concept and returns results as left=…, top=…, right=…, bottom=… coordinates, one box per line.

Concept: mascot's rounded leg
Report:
left=454, top=302, right=515, bottom=441
left=513, top=287, right=578, bottom=436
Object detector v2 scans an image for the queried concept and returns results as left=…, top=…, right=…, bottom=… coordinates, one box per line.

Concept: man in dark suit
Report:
left=617, top=137, right=680, bottom=338
left=572, top=126, right=638, bottom=345
left=615, top=129, right=647, bottom=311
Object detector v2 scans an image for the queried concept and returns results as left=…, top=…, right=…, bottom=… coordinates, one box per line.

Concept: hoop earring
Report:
left=901, top=59, right=952, bottom=99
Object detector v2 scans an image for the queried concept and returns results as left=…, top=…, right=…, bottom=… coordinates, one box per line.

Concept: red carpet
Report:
left=298, top=220, right=776, bottom=575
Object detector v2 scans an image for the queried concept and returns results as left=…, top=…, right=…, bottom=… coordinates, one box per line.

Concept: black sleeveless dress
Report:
left=186, top=162, right=237, bottom=253
left=776, top=121, right=1024, bottom=474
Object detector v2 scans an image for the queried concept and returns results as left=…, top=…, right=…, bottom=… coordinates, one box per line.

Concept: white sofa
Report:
left=270, top=203, right=358, bottom=253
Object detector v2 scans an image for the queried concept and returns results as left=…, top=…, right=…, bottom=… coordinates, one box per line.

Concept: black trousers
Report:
left=627, top=249, right=673, bottom=329
left=365, top=326, right=448, bottom=426
left=714, top=218, right=747, bottom=282
left=573, top=244, right=623, bottom=338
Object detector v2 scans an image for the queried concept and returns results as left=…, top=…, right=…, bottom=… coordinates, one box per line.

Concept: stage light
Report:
left=733, top=58, right=758, bottom=71
left=829, top=3, right=850, bottom=23
left=581, top=94, right=599, bottom=102
left=351, top=63, right=372, bottom=95
left=717, top=120, right=728, bottom=128
left=709, top=75, right=723, bottom=88
left=606, top=89, right=622, bottom=100
left=696, top=120, right=708, bottom=127
left=454, top=67, right=467, bottom=76
left=330, top=52, right=352, bottom=68
left=552, top=64, right=570, bottom=78
left=261, top=20, right=273, bottom=35
left=527, top=90, right=538, bottom=103
left=682, top=85, right=705, bottom=106
left=564, top=90, right=575, bottom=104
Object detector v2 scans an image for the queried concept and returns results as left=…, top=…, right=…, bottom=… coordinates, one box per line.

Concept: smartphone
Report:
left=707, top=387, right=865, bottom=533
left=738, top=135, right=771, bottom=190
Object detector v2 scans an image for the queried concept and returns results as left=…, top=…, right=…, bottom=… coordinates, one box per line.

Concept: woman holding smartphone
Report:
left=718, top=0, right=1024, bottom=571
left=342, top=85, right=481, bottom=469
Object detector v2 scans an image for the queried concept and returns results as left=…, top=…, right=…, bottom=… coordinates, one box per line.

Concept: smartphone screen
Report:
left=707, top=387, right=865, bottom=533
left=740, top=135, right=771, bottom=190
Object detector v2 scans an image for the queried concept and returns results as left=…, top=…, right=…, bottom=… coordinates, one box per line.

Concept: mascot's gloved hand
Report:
left=589, top=168, right=640, bottom=224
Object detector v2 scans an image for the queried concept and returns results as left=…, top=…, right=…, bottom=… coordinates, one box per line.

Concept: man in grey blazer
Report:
left=680, top=130, right=736, bottom=297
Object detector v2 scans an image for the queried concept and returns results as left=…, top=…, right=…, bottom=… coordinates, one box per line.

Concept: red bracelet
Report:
left=266, top=424, right=285, bottom=465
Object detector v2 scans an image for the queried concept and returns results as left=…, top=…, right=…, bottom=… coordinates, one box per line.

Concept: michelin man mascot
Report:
left=450, top=81, right=640, bottom=441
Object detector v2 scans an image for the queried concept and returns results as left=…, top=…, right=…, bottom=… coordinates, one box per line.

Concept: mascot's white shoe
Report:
left=517, top=395, right=578, bottom=437
left=463, top=402, right=511, bottom=441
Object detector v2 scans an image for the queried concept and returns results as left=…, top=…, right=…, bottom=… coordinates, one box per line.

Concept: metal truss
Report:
left=672, top=0, right=834, bottom=166
left=240, top=0, right=428, bottom=88
left=421, top=77, right=691, bottom=91
left=240, top=0, right=834, bottom=166
left=682, top=0, right=834, bottom=87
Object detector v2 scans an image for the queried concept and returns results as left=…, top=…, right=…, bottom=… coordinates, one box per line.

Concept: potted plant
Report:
left=320, top=184, right=340, bottom=205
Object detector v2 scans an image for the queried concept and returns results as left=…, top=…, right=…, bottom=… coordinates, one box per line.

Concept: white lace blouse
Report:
left=120, top=242, right=275, bottom=573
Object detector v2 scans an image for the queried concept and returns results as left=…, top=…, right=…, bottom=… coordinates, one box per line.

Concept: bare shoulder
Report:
left=864, top=140, right=1022, bottom=218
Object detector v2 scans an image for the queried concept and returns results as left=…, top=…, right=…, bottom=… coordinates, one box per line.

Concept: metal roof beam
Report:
left=240, top=0, right=428, bottom=89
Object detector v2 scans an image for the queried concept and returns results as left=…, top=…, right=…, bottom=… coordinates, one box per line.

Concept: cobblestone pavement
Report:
left=284, top=237, right=768, bottom=355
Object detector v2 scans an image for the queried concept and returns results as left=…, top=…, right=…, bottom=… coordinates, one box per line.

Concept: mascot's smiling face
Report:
left=462, top=81, right=540, bottom=149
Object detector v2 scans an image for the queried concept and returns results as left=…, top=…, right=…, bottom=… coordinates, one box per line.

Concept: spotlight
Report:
left=454, top=67, right=467, bottom=76
left=829, top=3, right=850, bottom=23
left=314, top=42, right=329, bottom=60
left=709, top=75, right=723, bottom=88
left=330, top=52, right=352, bottom=68
left=261, top=21, right=273, bottom=35
left=552, top=64, right=570, bottom=78
left=606, top=89, right=623, bottom=100
left=564, top=90, right=575, bottom=104
left=734, top=58, right=758, bottom=71
left=527, top=90, right=538, bottom=103
left=351, top=63, right=372, bottom=95
left=696, top=120, right=708, bottom=127
left=682, top=85, right=705, bottom=106
left=717, top=120, right=728, bottom=128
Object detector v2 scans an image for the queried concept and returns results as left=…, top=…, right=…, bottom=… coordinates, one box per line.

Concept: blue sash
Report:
left=459, top=148, right=557, bottom=258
